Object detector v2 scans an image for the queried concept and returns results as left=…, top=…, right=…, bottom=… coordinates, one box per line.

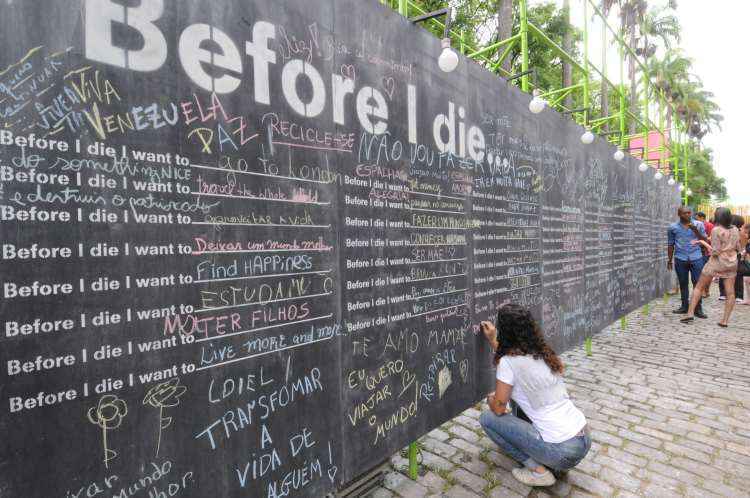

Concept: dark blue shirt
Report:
left=668, top=220, right=706, bottom=262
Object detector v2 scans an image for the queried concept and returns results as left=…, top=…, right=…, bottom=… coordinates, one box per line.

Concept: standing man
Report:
left=694, top=212, right=714, bottom=298
left=668, top=206, right=708, bottom=317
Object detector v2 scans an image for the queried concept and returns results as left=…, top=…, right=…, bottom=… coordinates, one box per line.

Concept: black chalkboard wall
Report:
left=0, top=1, right=680, bottom=496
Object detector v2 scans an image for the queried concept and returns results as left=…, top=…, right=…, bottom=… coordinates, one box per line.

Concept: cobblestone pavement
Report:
left=372, top=295, right=750, bottom=498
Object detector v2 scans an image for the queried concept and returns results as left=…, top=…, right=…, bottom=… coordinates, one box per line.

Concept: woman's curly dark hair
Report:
left=494, top=304, right=564, bottom=374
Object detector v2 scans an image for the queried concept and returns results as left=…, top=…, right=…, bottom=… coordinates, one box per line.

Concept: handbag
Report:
left=739, top=257, right=750, bottom=277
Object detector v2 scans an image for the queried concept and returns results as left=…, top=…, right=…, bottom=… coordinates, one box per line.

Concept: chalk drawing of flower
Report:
left=143, top=377, right=187, bottom=456
left=87, top=394, right=128, bottom=468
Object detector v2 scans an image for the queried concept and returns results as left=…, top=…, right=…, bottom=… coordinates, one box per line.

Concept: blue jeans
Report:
left=674, top=258, right=704, bottom=311
left=480, top=411, right=591, bottom=471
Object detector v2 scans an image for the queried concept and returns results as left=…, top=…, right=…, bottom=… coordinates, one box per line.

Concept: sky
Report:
left=532, top=0, right=749, bottom=205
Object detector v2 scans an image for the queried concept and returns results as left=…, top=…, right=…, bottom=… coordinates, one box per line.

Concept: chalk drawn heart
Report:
left=327, top=465, right=338, bottom=483
left=382, top=77, right=395, bottom=100
left=340, top=64, right=356, bottom=81
left=400, top=370, right=416, bottom=397
left=459, top=359, right=469, bottom=383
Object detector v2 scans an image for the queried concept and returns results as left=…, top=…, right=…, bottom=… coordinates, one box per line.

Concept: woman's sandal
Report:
left=680, top=316, right=695, bottom=324
left=717, top=323, right=728, bottom=328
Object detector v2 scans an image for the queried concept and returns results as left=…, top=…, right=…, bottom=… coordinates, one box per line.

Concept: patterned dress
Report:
left=702, top=225, right=741, bottom=279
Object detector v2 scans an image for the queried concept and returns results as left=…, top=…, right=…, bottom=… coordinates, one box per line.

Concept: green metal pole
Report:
left=398, top=0, right=407, bottom=16
left=582, top=0, right=590, bottom=125
left=620, top=316, right=626, bottom=329
left=659, top=95, right=664, bottom=175
left=408, top=442, right=418, bottom=480
left=585, top=337, right=592, bottom=356
left=519, top=0, right=530, bottom=92
left=601, top=14, right=607, bottom=133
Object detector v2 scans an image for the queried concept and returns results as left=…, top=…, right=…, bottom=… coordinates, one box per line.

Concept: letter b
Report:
left=85, top=0, right=167, bottom=71
left=0, top=130, right=12, bottom=145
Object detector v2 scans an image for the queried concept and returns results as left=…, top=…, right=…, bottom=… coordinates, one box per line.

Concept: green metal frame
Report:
left=391, top=0, right=696, bottom=477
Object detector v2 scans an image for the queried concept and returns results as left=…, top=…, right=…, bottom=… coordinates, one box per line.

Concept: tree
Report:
left=497, top=0, right=514, bottom=73
left=685, top=146, right=727, bottom=205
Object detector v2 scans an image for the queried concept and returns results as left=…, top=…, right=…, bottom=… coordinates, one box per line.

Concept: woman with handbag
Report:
left=719, top=216, right=749, bottom=303
left=682, top=208, right=742, bottom=327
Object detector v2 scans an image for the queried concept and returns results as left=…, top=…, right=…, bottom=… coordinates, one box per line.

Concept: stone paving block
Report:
left=663, top=441, right=713, bottom=464
left=711, top=458, right=748, bottom=476
left=594, top=454, right=637, bottom=475
left=648, top=460, right=702, bottom=485
left=641, top=484, right=684, bottom=498
left=597, top=466, right=642, bottom=492
left=718, top=447, right=750, bottom=466
left=487, top=486, right=526, bottom=498
left=628, top=406, right=668, bottom=422
left=684, top=431, right=726, bottom=450
left=448, top=424, right=481, bottom=443
left=671, top=437, right=717, bottom=458
left=698, top=480, right=748, bottom=498
left=449, top=468, right=487, bottom=491
left=568, top=492, right=597, bottom=498
left=616, top=491, right=643, bottom=498
left=566, top=469, right=614, bottom=496
left=420, top=471, right=447, bottom=493
left=666, top=418, right=713, bottom=436
left=447, top=438, right=483, bottom=456
left=420, top=450, right=454, bottom=472
left=590, top=429, right=624, bottom=447
left=599, top=407, right=641, bottom=424
left=425, top=428, right=450, bottom=442
left=453, top=415, right=483, bottom=432
left=383, top=471, right=429, bottom=498
left=588, top=419, right=621, bottom=434
left=574, top=453, right=602, bottom=475
left=633, top=468, right=681, bottom=490
left=618, top=428, right=663, bottom=449
left=672, top=456, right=726, bottom=480
left=443, top=485, right=477, bottom=498
left=604, top=446, right=647, bottom=468
left=370, top=488, right=396, bottom=498
left=420, top=438, right=458, bottom=459
left=725, top=440, right=750, bottom=458
left=458, top=457, right=489, bottom=477
left=462, top=407, right=482, bottom=419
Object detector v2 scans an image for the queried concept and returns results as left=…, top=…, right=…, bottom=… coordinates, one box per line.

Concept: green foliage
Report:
left=685, top=147, right=727, bottom=204
left=402, top=0, right=724, bottom=198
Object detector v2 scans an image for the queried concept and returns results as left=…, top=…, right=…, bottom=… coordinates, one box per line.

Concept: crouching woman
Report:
left=479, top=304, right=590, bottom=487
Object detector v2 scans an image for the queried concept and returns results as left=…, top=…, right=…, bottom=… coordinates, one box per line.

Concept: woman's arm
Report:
left=486, top=380, right=513, bottom=415
left=481, top=321, right=498, bottom=351
left=691, top=239, right=712, bottom=252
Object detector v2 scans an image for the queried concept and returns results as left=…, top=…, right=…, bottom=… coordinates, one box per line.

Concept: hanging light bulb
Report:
left=581, top=129, right=594, bottom=144
left=529, top=96, right=546, bottom=114
left=613, top=149, right=625, bottom=162
left=668, top=178, right=676, bottom=186
left=679, top=184, right=685, bottom=192
left=638, top=162, right=649, bottom=172
left=654, top=171, right=663, bottom=180
left=528, top=89, right=546, bottom=114
left=686, top=189, right=693, bottom=196
left=438, top=38, right=459, bottom=73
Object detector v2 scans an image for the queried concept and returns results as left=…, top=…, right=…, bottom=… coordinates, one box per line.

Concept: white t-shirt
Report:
left=497, top=356, right=586, bottom=443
